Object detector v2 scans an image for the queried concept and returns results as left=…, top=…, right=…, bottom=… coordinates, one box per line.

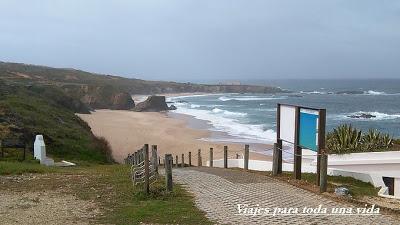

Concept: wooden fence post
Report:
left=175, top=155, right=179, bottom=168
left=0, top=140, right=3, bottom=158
left=181, top=154, right=185, bottom=168
left=188, top=152, right=192, bottom=167
left=319, top=152, right=328, bottom=193
left=198, top=149, right=202, bottom=166
left=277, top=140, right=283, bottom=174
left=272, top=143, right=279, bottom=176
left=144, top=144, right=150, bottom=194
left=151, top=145, right=158, bottom=174
left=294, top=106, right=302, bottom=180
left=209, top=148, right=213, bottom=167
left=23, top=143, right=28, bottom=161
left=244, top=144, right=249, bottom=170
left=224, top=146, right=228, bottom=168
left=165, top=154, right=173, bottom=192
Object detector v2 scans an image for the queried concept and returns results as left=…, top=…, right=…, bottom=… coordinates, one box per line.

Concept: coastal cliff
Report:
left=0, top=61, right=285, bottom=162
left=0, top=62, right=286, bottom=111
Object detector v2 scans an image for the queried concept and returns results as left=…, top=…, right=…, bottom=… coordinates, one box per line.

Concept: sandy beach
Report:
left=78, top=109, right=272, bottom=164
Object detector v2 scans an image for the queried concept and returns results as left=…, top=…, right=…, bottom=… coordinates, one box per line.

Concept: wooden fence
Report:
left=125, top=143, right=328, bottom=193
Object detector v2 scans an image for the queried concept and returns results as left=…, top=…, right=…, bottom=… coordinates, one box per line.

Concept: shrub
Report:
left=326, top=124, right=362, bottom=154
left=327, top=124, right=394, bottom=154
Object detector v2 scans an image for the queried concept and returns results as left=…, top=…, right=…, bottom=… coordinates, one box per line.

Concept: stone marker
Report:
left=34, top=135, right=54, bottom=166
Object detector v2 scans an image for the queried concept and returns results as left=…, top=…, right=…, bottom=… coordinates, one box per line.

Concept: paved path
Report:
left=172, top=167, right=400, bottom=225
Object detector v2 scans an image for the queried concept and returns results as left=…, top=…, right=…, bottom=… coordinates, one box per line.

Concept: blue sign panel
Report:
left=299, top=112, right=318, bottom=151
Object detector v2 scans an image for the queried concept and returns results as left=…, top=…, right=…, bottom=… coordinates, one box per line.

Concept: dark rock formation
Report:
left=168, top=105, right=177, bottom=110
left=348, top=113, right=376, bottom=119
left=134, top=96, right=169, bottom=112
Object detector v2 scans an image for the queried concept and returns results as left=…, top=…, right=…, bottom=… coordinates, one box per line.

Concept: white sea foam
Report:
left=174, top=106, right=276, bottom=143
left=363, top=90, right=386, bottom=95
left=211, top=107, right=247, bottom=117
left=170, top=93, right=223, bottom=99
left=364, top=90, right=400, bottom=95
left=218, top=96, right=286, bottom=101
left=299, top=91, right=327, bottom=94
left=190, top=104, right=201, bottom=108
left=333, top=111, right=400, bottom=121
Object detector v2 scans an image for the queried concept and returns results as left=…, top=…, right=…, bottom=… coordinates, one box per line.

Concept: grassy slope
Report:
left=0, top=162, right=212, bottom=224
left=0, top=82, right=113, bottom=163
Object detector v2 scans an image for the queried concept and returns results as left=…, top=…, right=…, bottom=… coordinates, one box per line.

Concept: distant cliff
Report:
left=0, top=61, right=287, bottom=110
left=63, top=84, right=135, bottom=110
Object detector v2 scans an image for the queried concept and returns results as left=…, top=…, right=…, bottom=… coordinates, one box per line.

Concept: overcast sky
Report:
left=1, top=0, right=399, bottom=81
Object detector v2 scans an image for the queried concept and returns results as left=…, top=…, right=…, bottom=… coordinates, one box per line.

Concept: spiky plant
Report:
left=326, top=124, right=362, bottom=154
left=380, top=134, right=394, bottom=149
left=362, top=129, right=382, bottom=151
left=362, top=129, right=394, bottom=151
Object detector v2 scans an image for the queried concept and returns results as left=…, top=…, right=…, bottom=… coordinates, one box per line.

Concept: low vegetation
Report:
left=252, top=170, right=378, bottom=198
left=108, top=169, right=212, bottom=225
left=0, top=162, right=211, bottom=224
left=0, top=81, right=113, bottom=163
left=0, top=160, right=58, bottom=175
left=294, top=172, right=378, bottom=197
left=327, top=124, right=395, bottom=154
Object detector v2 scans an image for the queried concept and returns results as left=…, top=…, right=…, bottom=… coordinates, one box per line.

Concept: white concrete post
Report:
left=34, top=135, right=46, bottom=162
left=34, top=135, right=54, bottom=166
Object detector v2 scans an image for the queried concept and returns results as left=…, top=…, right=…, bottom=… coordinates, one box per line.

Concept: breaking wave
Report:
left=218, top=96, right=286, bottom=101
left=333, top=111, right=400, bottom=121
left=173, top=107, right=276, bottom=143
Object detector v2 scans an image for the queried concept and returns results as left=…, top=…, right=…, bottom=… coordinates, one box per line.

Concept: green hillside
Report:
left=0, top=80, right=113, bottom=163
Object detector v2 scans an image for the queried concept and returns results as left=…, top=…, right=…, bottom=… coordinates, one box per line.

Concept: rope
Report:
left=267, top=145, right=325, bottom=157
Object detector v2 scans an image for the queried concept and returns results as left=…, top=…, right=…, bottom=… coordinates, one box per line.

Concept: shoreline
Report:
left=78, top=109, right=273, bottom=164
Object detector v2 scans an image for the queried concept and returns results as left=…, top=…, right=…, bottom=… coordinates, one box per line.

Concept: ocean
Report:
left=167, top=79, right=400, bottom=146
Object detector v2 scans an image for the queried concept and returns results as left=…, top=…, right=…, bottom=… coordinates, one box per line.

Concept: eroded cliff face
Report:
left=133, top=96, right=168, bottom=112
left=64, top=85, right=135, bottom=110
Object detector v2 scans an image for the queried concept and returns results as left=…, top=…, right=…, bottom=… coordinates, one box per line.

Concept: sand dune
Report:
left=78, top=110, right=272, bottom=164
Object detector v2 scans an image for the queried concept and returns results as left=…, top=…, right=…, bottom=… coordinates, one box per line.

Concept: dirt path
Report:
left=0, top=173, right=103, bottom=225
left=172, top=167, right=400, bottom=225
left=0, top=191, right=98, bottom=225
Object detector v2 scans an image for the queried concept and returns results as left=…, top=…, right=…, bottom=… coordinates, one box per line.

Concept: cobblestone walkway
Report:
left=172, top=167, right=400, bottom=225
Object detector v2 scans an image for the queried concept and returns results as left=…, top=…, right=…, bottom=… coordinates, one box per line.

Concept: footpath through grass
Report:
left=93, top=165, right=212, bottom=225
left=0, top=161, right=211, bottom=225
